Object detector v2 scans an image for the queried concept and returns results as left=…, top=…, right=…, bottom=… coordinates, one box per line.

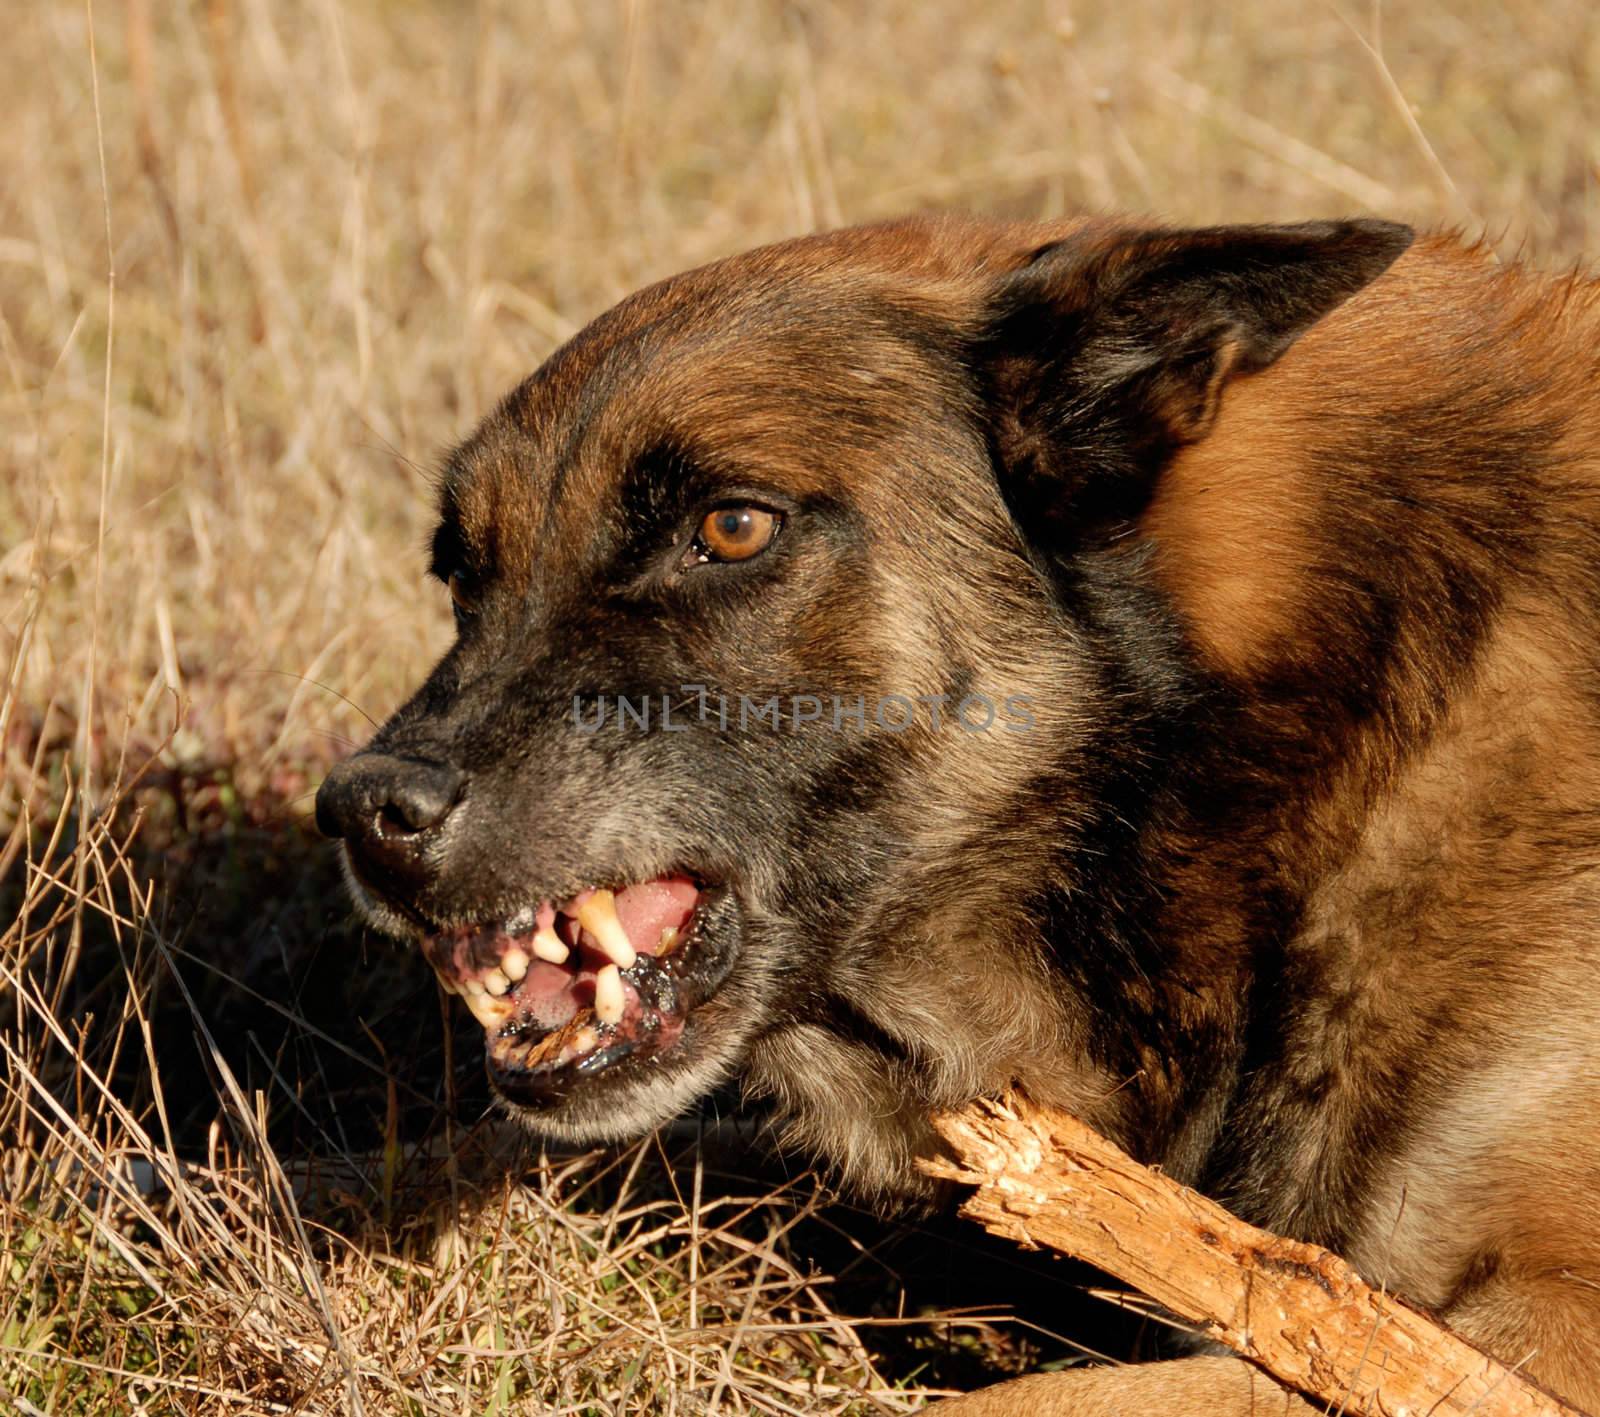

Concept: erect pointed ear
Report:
left=978, top=219, right=1414, bottom=543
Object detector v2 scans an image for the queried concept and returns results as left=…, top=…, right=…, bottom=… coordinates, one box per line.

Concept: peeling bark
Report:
left=925, top=1096, right=1575, bottom=1417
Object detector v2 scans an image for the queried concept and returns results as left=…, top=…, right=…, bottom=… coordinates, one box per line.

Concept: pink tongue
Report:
left=516, top=960, right=581, bottom=1028
left=613, top=875, right=699, bottom=955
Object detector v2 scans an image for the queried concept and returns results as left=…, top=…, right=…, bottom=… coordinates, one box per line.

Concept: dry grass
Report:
left=2, top=0, right=1597, bottom=1411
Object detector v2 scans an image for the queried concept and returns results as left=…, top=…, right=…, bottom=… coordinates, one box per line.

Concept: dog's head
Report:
left=316, top=215, right=1410, bottom=1195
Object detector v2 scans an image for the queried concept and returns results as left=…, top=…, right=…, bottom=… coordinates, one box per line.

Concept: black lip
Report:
left=352, top=850, right=712, bottom=944
left=485, top=884, right=742, bottom=1108
left=342, top=850, right=442, bottom=934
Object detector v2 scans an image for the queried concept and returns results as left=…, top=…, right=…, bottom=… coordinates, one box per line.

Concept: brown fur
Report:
left=318, top=216, right=1600, bottom=1410
left=934, top=1356, right=1310, bottom=1416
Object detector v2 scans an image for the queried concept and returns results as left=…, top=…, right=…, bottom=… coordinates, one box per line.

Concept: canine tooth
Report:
left=531, top=928, right=569, bottom=964
left=576, top=890, right=637, bottom=969
left=463, top=990, right=511, bottom=1030
left=464, top=979, right=485, bottom=998
left=594, top=963, right=625, bottom=1025
left=484, top=968, right=511, bottom=997
left=502, top=947, right=530, bottom=981
left=657, top=927, right=681, bottom=955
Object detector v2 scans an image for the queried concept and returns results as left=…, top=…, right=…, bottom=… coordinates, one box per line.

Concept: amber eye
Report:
left=696, top=506, right=780, bottom=563
left=447, top=570, right=476, bottom=621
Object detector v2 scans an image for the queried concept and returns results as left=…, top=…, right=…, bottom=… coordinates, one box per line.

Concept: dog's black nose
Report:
left=315, top=753, right=467, bottom=896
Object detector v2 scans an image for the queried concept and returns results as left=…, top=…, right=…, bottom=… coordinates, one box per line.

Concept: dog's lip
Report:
left=372, top=870, right=705, bottom=945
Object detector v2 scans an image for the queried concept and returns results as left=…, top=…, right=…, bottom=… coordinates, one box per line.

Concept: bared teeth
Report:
left=594, top=963, right=625, bottom=1025
left=461, top=986, right=512, bottom=1030
left=502, top=946, right=530, bottom=981
left=531, top=927, right=569, bottom=964
left=657, top=926, right=681, bottom=956
left=576, top=890, right=637, bottom=970
left=484, top=967, right=511, bottom=997
left=566, top=1025, right=600, bottom=1061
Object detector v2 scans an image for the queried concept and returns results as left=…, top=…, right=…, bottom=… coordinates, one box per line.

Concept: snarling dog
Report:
left=316, top=216, right=1600, bottom=1411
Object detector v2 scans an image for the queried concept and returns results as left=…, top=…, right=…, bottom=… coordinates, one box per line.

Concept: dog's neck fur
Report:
left=1077, top=240, right=1600, bottom=1249
left=751, top=239, right=1600, bottom=1247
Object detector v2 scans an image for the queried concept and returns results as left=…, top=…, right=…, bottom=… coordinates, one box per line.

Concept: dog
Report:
left=315, top=214, right=1600, bottom=1412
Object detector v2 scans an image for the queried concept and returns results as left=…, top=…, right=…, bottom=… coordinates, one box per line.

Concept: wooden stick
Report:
left=925, top=1096, right=1577, bottom=1417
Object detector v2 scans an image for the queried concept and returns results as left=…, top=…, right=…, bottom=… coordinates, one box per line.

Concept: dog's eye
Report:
left=447, top=570, right=477, bottom=622
left=692, top=506, right=780, bottom=565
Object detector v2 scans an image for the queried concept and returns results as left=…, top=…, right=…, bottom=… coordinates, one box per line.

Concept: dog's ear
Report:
left=977, top=219, right=1413, bottom=544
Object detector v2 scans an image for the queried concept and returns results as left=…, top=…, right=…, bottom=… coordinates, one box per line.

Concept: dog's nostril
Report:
left=376, top=762, right=467, bottom=836
left=379, top=802, right=412, bottom=834
left=314, top=753, right=466, bottom=843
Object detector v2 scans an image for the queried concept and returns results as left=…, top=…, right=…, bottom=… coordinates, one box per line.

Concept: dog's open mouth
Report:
left=418, top=875, right=728, bottom=1102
